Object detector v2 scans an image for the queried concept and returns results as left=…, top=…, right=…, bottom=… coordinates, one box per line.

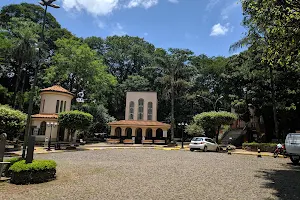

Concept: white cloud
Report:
left=168, top=0, right=179, bottom=3
left=111, top=22, right=127, bottom=36
left=96, top=20, right=106, bottom=29
left=61, top=0, right=158, bottom=16
left=144, top=32, right=149, bottom=36
left=125, top=0, right=158, bottom=9
left=210, top=23, right=230, bottom=36
left=206, top=0, right=221, bottom=11
left=221, top=1, right=239, bottom=20
left=61, top=0, right=119, bottom=16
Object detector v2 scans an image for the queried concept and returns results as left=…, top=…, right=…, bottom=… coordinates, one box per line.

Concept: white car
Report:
left=189, top=137, right=219, bottom=152
left=285, top=133, right=300, bottom=164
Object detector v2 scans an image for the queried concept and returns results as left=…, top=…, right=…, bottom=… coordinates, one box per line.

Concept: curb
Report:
left=231, top=152, right=285, bottom=158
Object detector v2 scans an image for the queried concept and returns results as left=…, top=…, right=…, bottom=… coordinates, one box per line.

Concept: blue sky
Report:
left=0, top=0, right=246, bottom=57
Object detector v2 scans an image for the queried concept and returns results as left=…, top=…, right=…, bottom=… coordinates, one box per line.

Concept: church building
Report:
left=108, top=92, right=170, bottom=144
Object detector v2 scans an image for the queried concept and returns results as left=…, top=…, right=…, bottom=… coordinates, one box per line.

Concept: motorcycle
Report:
left=274, top=144, right=287, bottom=158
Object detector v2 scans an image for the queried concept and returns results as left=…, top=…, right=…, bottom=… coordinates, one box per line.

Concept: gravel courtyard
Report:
left=1, top=149, right=300, bottom=200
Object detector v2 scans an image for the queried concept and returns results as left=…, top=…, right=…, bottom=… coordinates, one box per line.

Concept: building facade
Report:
left=108, top=92, right=170, bottom=144
left=31, top=85, right=74, bottom=142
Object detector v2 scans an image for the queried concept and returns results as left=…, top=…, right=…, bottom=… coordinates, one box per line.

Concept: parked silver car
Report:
left=285, top=133, right=300, bottom=164
left=189, top=137, right=219, bottom=152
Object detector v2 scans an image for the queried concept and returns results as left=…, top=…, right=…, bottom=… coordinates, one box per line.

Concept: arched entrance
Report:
left=126, top=128, right=132, bottom=139
left=156, top=128, right=163, bottom=139
left=135, top=128, right=142, bottom=144
left=146, top=128, right=152, bottom=140
left=115, top=127, right=121, bottom=140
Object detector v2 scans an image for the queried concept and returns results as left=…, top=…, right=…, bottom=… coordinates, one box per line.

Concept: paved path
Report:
left=1, top=149, right=299, bottom=200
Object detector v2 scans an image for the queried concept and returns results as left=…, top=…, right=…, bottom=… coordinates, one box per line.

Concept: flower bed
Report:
left=9, top=160, right=57, bottom=185
left=242, top=142, right=277, bottom=152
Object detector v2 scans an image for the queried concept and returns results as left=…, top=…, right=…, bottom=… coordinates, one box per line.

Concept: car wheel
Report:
left=203, top=146, right=207, bottom=152
left=290, top=157, right=300, bottom=164
left=216, top=147, right=220, bottom=152
left=190, top=148, right=194, bottom=152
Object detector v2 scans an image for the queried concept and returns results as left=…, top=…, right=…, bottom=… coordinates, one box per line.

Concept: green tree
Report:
left=193, top=111, right=237, bottom=143
left=6, top=18, right=39, bottom=109
left=104, top=35, right=155, bottom=82
left=0, top=104, right=26, bottom=140
left=58, top=110, right=93, bottom=142
left=44, top=38, right=116, bottom=105
left=73, top=104, right=115, bottom=137
left=154, top=48, right=194, bottom=143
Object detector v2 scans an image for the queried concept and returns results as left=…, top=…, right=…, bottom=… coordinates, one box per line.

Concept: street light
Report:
left=47, top=122, right=58, bottom=151
left=196, top=95, right=224, bottom=111
left=214, top=95, right=223, bottom=111
left=22, top=0, right=60, bottom=158
left=178, top=122, right=188, bottom=149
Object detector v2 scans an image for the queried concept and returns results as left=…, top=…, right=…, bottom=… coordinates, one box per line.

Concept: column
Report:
left=142, top=128, right=147, bottom=137
left=121, top=128, right=126, bottom=136
left=152, top=128, right=157, bottom=137
left=110, top=127, right=116, bottom=136
left=132, top=127, right=136, bottom=136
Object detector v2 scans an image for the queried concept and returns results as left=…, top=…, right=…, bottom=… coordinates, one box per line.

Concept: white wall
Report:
left=125, top=92, right=157, bottom=121
left=40, top=92, right=73, bottom=114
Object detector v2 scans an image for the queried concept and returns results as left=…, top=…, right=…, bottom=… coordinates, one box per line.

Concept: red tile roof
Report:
left=40, top=85, right=74, bottom=96
left=32, top=114, right=58, bottom=119
left=108, top=120, right=170, bottom=127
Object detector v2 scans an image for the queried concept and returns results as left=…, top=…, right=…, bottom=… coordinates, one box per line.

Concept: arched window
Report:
left=60, top=100, right=63, bottom=112
left=129, top=101, right=134, bottom=120
left=42, top=99, right=45, bottom=113
left=39, top=121, right=46, bottom=135
left=55, top=100, right=59, bottom=113
left=147, top=102, right=153, bottom=120
left=138, top=99, right=144, bottom=120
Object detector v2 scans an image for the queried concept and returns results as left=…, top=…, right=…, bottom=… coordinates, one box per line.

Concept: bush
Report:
left=242, top=142, right=277, bottom=152
left=0, top=105, right=26, bottom=140
left=3, top=157, right=23, bottom=177
left=9, top=160, right=57, bottom=184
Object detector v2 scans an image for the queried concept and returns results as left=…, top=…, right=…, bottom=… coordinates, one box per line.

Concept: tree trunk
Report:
left=13, top=63, right=23, bottom=108
left=170, top=68, right=175, bottom=144
left=270, top=66, right=279, bottom=139
left=216, top=125, right=220, bottom=144
left=19, top=71, right=26, bottom=111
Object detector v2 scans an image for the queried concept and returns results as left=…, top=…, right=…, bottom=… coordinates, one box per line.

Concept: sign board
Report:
left=33, top=128, right=39, bottom=135
left=163, top=131, right=167, bottom=137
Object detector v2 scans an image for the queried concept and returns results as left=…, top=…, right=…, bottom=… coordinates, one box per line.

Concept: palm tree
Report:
left=154, top=48, right=194, bottom=144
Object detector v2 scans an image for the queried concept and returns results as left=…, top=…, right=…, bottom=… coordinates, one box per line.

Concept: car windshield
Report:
left=192, top=138, right=203, bottom=141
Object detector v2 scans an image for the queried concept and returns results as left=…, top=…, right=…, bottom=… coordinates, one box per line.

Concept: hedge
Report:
left=242, top=142, right=277, bottom=152
left=3, top=157, right=23, bottom=177
left=9, top=160, right=57, bottom=184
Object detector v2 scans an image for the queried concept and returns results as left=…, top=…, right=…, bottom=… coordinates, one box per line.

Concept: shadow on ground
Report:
left=257, top=163, right=300, bottom=200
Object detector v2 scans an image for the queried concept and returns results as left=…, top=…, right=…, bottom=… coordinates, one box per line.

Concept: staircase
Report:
left=220, top=127, right=246, bottom=147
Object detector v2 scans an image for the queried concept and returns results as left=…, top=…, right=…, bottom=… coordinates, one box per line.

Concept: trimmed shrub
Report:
left=9, top=160, right=57, bottom=184
left=58, top=110, right=93, bottom=141
left=3, top=157, right=23, bottom=177
left=242, top=142, right=277, bottom=152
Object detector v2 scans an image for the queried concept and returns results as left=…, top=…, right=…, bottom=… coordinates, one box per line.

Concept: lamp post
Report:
left=178, top=122, right=188, bottom=149
left=22, top=0, right=60, bottom=158
left=213, top=95, right=224, bottom=111
left=47, top=122, right=57, bottom=151
left=196, top=95, right=223, bottom=111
